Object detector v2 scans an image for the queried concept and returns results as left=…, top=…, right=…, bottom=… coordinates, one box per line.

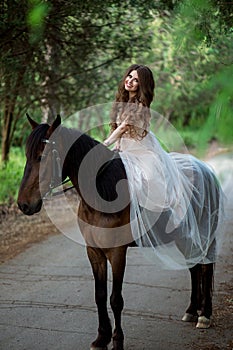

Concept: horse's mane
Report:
left=26, top=123, right=128, bottom=210
left=58, top=126, right=128, bottom=207
left=26, top=123, right=50, bottom=160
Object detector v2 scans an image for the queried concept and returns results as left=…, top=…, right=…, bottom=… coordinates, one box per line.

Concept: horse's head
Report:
left=17, top=114, right=61, bottom=215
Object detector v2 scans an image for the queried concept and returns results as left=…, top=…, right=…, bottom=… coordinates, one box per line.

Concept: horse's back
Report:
left=171, top=152, right=220, bottom=209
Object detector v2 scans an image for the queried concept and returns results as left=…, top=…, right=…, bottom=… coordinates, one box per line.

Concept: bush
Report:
left=0, top=148, right=25, bottom=204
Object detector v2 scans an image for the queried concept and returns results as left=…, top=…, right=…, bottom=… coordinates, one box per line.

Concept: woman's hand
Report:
left=112, top=139, right=121, bottom=151
left=103, top=122, right=128, bottom=147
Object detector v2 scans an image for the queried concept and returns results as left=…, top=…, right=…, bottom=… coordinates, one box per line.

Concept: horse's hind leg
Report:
left=107, top=246, right=127, bottom=350
left=182, top=263, right=214, bottom=328
left=182, top=264, right=200, bottom=323
left=87, top=247, right=112, bottom=350
left=196, top=263, right=214, bottom=329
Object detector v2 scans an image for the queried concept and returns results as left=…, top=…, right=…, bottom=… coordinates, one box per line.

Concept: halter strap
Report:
left=41, top=138, right=74, bottom=199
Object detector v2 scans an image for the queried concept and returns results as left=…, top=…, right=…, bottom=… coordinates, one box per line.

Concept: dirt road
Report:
left=0, top=154, right=232, bottom=349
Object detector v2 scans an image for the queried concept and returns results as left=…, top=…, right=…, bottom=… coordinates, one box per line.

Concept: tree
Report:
left=0, top=0, right=34, bottom=162
left=148, top=0, right=233, bottom=149
left=1, top=0, right=232, bottom=162
left=0, top=0, right=157, bottom=162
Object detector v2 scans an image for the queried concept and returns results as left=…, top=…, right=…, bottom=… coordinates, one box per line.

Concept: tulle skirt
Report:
left=119, top=132, right=224, bottom=269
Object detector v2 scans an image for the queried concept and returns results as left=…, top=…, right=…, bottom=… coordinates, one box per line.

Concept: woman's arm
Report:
left=103, top=121, right=128, bottom=146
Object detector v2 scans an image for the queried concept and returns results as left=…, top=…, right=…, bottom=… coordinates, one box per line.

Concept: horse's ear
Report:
left=26, top=113, right=39, bottom=129
left=47, top=115, right=61, bottom=137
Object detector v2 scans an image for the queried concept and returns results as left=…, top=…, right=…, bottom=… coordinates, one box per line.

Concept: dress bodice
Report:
left=115, top=102, right=150, bottom=141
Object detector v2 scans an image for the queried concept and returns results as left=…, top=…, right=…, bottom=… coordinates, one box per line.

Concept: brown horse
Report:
left=18, top=115, right=219, bottom=350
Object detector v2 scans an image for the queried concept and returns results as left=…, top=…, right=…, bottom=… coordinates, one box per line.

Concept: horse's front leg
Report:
left=107, top=246, right=127, bottom=350
left=87, top=247, right=112, bottom=350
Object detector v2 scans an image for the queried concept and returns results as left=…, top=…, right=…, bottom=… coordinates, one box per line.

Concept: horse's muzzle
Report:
left=17, top=200, right=42, bottom=216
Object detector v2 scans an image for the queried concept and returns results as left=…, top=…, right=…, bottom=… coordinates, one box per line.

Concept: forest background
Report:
left=0, top=0, right=232, bottom=203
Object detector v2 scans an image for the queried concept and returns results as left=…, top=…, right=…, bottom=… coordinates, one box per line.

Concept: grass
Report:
left=0, top=147, right=26, bottom=204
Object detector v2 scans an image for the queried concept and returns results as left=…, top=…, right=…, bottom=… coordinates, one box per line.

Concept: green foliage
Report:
left=0, top=0, right=233, bottom=203
left=174, top=0, right=215, bottom=47
left=209, top=65, right=233, bottom=143
left=27, top=0, right=49, bottom=27
left=147, top=1, right=233, bottom=149
left=0, top=0, right=157, bottom=151
left=0, top=148, right=25, bottom=204
left=179, top=128, right=202, bottom=150
left=149, top=17, right=214, bottom=123
left=27, top=0, right=51, bottom=43
left=171, top=0, right=233, bottom=149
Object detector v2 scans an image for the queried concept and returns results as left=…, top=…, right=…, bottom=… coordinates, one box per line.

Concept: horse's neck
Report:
left=62, top=129, right=125, bottom=209
left=61, top=127, right=111, bottom=185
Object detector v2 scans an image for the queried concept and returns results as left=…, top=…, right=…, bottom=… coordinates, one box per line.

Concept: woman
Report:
left=103, top=64, right=222, bottom=269
left=103, top=64, right=154, bottom=149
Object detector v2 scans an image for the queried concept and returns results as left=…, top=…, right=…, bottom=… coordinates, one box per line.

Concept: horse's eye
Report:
left=37, top=154, right=46, bottom=162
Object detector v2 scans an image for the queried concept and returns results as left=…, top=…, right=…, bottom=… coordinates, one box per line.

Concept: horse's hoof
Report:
left=112, top=340, right=124, bottom=350
left=182, top=313, right=198, bottom=322
left=112, top=343, right=124, bottom=350
left=90, top=332, right=111, bottom=350
left=196, top=315, right=211, bottom=329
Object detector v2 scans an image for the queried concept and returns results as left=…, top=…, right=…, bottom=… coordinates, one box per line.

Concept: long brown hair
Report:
left=116, top=64, right=155, bottom=106
left=110, top=64, right=155, bottom=138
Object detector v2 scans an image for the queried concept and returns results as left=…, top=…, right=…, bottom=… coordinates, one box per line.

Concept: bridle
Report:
left=42, top=138, right=74, bottom=199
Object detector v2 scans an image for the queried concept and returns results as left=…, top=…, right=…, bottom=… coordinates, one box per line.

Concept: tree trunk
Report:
left=41, top=24, right=61, bottom=124
left=1, top=74, right=15, bottom=163
left=1, top=68, right=26, bottom=162
left=1, top=110, right=13, bottom=163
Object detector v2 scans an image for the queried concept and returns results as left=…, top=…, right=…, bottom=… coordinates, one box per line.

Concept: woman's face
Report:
left=124, top=70, right=139, bottom=96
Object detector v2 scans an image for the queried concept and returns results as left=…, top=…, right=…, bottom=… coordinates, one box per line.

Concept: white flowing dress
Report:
left=119, top=131, right=224, bottom=269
